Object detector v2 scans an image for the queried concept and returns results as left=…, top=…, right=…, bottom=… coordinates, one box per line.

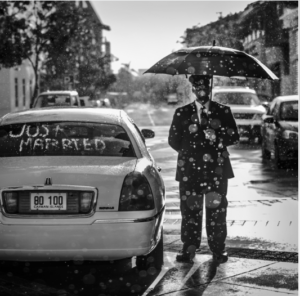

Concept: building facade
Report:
left=183, top=1, right=298, bottom=99
left=0, top=60, right=35, bottom=117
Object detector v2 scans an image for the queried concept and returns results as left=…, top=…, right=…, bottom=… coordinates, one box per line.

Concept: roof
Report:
left=273, top=95, right=299, bottom=102
left=212, top=87, right=257, bottom=94
left=0, top=108, right=127, bottom=126
left=39, top=90, right=79, bottom=96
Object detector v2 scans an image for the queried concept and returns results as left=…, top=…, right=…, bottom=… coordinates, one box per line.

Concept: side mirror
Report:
left=141, top=129, right=155, bottom=139
left=262, top=102, right=269, bottom=111
left=263, top=115, right=274, bottom=124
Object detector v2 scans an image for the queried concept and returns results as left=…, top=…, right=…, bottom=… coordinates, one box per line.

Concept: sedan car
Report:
left=0, top=108, right=165, bottom=271
left=261, top=95, right=298, bottom=168
left=32, top=90, right=83, bottom=108
left=212, top=86, right=266, bottom=143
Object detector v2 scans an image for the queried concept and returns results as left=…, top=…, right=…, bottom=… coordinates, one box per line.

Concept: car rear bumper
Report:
left=0, top=208, right=165, bottom=261
left=236, top=121, right=262, bottom=141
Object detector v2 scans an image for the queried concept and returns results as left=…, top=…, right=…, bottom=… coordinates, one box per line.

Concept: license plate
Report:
left=30, top=193, right=67, bottom=210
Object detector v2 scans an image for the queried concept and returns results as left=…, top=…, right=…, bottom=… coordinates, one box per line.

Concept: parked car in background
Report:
left=212, top=86, right=266, bottom=143
left=79, top=96, right=92, bottom=107
left=167, top=93, right=178, bottom=105
left=32, top=90, right=82, bottom=108
left=0, top=108, right=165, bottom=271
left=261, top=95, right=298, bottom=168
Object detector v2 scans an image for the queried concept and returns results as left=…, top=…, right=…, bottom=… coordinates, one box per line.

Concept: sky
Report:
left=91, top=1, right=256, bottom=74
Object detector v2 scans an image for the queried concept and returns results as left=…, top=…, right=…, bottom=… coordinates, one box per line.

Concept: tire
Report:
left=261, top=141, right=271, bottom=160
left=274, top=142, right=284, bottom=169
left=136, top=228, right=164, bottom=271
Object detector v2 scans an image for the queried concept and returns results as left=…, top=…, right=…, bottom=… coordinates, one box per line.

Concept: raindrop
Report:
left=217, top=157, right=225, bottom=164
left=189, top=124, right=198, bottom=133
left=83, top=273, right=95, bottom=285
left=227, top=128, right=234, bottom=135
left=205, top=192, right=222, bottom=209
left=139, top=270, right=147, bottom=277
left=203, top=154, right=211, bottom=162
left=188, top=66, right=195, bottom=74
left=210, top=119, right=221, bottom=129
left=222, top=151, right=229, bottom=158
left=191, top=113, right=199, bottom=123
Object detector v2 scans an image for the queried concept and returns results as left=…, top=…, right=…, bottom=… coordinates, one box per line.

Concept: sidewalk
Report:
left=161, top=191, right=298, bottom=296
left=145, top=252, right=298, bottom=296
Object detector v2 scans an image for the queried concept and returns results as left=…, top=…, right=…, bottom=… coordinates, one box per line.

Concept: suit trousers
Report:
left=179, top=178, right=228, bottom=254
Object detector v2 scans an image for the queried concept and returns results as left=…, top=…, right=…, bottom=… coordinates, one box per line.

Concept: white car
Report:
left=32, top=90, right=83, bottom=108
left=0, top=108, right=165, bottom=270
left=212, top=86, right=266, bottom=143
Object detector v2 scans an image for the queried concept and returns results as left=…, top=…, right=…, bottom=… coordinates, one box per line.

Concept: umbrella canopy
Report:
left=144, top=46, right=278, bottom=81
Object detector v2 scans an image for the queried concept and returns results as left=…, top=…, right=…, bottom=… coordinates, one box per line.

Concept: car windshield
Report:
left=213, top=92, right=260, bottom=106
left=280, top=101, right=298, bottom=121
left=34, top=94, right=76, bottom=107
left=0, top=122, right=135, bottom=157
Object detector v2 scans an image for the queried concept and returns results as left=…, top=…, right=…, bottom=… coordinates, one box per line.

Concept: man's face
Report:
left=192, top=84, right=211, bottom=105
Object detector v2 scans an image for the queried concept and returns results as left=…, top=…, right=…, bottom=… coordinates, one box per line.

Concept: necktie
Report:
left=200, top=105, right=209, bottom=127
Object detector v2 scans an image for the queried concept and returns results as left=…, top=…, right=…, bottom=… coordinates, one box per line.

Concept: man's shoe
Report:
left=212, top=251, right=228, bottom=264
left=176, top=250, right=194, bottom=263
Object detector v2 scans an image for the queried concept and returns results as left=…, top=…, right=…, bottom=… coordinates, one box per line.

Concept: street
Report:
left=0, top=102, right=298, bottom=296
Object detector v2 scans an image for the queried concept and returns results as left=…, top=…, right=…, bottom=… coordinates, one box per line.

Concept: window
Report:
left=0, top=122, right=135, bottom=157
left=23, top=79, right=26, bottom=106
left=15, top=78, right=18, bottom=107
left=280, top=101, right=298, bottom=121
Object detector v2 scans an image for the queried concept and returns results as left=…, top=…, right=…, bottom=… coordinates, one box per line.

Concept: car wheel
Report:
left=274, top=142, right=284, bottom=169
left=136, top=228, right=164, bottom=272
left=261, top=141, right=271, bottom=160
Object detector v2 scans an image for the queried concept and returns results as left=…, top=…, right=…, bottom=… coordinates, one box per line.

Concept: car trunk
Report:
left=0, top=156, right=137, bottom=215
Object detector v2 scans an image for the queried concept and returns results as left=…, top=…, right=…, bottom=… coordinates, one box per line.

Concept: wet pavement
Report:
left=145, top=252, right=298, bottom=296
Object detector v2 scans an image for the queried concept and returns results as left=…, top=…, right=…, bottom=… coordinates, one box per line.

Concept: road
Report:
left=1, top=102, right=298, bottom=296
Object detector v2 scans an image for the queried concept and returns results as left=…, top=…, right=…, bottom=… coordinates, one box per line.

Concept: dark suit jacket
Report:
left=168, top=100, right=240, bottom=183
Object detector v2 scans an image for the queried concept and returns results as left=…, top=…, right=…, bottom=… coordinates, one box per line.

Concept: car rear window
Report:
left=0, top=122, right=135, bottom=157
left=34, top=94, right=77, bottom=107
left=213, top=92, right=260, bottom=106
left=280, top=101, right=298, bottom=121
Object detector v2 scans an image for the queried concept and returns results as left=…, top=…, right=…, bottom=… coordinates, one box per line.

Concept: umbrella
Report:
left=144, top=45, right=279, bottom=81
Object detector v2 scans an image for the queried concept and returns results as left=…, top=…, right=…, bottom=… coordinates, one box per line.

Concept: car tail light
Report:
left=3, top=192, right=18, bottom=213
left=119, top=172, right=155, bottom=211
left=80, top=192, right=94, bottom=213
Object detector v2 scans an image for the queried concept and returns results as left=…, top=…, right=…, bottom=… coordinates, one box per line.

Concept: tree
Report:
left=0, top=1, right=83, bottom=104
left=0, top=1, right=31, bottom=68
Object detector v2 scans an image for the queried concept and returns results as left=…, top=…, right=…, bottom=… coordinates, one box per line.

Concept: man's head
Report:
left=189, top=75, right=212, bottom=105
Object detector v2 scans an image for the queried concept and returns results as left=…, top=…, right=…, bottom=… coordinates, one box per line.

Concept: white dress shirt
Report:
left=195, top=100, right=210, bottom=122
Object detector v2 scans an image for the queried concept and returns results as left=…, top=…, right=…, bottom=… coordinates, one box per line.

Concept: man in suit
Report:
left=168, top=75, right=240, bottom=264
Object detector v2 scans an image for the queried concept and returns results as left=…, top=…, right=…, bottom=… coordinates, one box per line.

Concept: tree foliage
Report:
left=0, top=1, right=31, bottom=68
left=0, top=1, right=115, bottom=103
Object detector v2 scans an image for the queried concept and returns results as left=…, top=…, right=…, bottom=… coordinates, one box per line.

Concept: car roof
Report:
left=38, top=90, right=78, bottom=95
left=212, top=86, right=257, bottom=94
left=0, top=107, right=128, bottom=126
left=273, top=95, right=299, bottom=103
